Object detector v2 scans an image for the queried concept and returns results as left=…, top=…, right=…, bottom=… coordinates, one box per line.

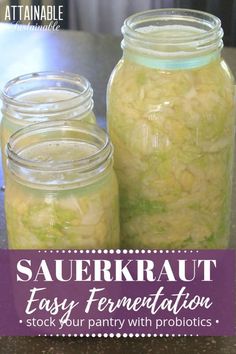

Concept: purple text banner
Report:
left=0, top=249, right=235, bottom=337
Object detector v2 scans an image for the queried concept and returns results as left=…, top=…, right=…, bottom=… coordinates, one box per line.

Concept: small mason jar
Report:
left=5, top=120, right=119, bottom=249
left=1, top=71, right=96, bottom=170
left=107, top=9, right=235, bottom=249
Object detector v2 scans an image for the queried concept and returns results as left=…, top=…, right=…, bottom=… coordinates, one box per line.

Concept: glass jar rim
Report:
left=122, top=8, right=223, bottom=58
left=1, top=71, right=93, bottom=113
left=6, top=120, right=112, bottom=173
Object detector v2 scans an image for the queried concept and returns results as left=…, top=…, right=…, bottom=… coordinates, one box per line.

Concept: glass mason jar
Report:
left=107, top=9, right=235, bottom=249
left=5, top=120, right=119, bottom=249
left=1, top=71, right=96, bottom=170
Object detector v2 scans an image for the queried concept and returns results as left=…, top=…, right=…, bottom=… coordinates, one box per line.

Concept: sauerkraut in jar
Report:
left=1, top=72, right=96, bottom=171
left=107, top=9, right=235, bottom=249
left=5, top=121, right=119, bottom=249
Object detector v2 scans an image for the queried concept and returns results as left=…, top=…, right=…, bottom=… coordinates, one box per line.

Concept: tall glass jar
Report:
left=107, top=9, right=235, bottom=249
left=5, top=120, right=119, bottom=249
left=1, top=71, right=96, bottom=170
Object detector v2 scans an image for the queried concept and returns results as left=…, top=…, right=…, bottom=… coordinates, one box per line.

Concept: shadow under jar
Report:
left=107, top=9, right=236, bottom=249
left=1, top=71, right=96, bottom=172
left=5, top=121, right=119, bottom=249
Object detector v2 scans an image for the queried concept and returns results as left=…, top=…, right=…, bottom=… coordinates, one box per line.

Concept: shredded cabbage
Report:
left=107, top=57, right=235, bottom=249
left=6, top=172, right=119, bottom=249
left=5, top=141, right=119, bottom=249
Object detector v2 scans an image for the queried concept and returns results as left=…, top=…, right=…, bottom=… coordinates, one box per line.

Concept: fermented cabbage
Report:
left=5, top=140, right=119, bottom=249
left=107, top=58, right=235, bottom=248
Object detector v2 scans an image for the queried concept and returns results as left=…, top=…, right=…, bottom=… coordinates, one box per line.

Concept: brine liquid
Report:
left=20, top=140, right=98, bottom=164
left=136, top=25, right=204, bottom=37
left=16, top=89, right=79, bottom=104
